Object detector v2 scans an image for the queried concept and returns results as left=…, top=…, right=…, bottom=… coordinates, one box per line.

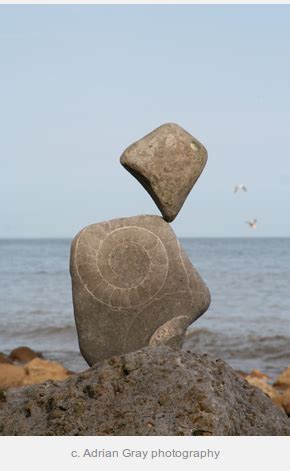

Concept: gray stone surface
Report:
left=1, top=346, right=289, bottom=436
left=70, top=215, right=210, bottom=366
left=120, top=123, right=208, bottom=222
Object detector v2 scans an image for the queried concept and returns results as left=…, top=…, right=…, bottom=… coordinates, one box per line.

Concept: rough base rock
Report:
left=0, top=346, right=289, bottom=436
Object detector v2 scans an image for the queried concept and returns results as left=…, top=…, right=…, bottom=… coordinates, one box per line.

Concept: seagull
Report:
left=246, top=219, right=257, bottom=229
left=234, top=184, right=247, bottom=193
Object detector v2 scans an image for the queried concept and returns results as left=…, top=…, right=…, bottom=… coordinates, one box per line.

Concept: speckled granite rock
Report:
left=120, top=123, right=208, bottom=222
left=70, top=215, right=210, bottom=366
left=0, top=346, right=289, bottom=436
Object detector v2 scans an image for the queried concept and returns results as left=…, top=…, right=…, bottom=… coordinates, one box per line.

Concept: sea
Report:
left=1, top=238, right=289, bottom=379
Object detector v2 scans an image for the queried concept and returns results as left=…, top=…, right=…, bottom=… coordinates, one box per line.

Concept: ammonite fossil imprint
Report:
left=70, top=215, right=210, bottom=366
left=74, top=225, right=169, bottom=308
left=70, top=124, right=210, bottom=366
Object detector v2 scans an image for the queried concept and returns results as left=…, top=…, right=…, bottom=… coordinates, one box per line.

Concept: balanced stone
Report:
left=70, top=215, right=210, bottom=366
left=120, top=123, right=208, bottom=222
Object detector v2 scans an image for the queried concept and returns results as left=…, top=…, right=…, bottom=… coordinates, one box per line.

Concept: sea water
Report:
left=0, top=238, right=289, bottom=377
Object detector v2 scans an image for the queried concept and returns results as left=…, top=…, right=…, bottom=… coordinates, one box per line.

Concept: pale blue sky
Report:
left=0, top=5, right=289, bottom=238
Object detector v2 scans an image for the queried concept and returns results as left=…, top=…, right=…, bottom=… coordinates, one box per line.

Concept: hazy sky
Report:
left=1, top=5, right=289, bottom=238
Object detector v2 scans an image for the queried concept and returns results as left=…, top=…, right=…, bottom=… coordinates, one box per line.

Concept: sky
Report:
left=0, top=5, right=289, bottom=238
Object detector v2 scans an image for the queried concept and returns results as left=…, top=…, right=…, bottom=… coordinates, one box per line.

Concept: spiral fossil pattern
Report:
left=70, top=215, right=211, bottom=365
left=75, top=225, right=169, bottom=308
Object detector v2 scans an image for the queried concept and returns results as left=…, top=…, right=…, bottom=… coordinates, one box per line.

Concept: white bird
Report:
left=234, top=184, right=247, bottom=193
left=246, top=219, right=257, bottom=229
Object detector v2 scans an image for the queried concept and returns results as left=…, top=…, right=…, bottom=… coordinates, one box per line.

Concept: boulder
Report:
left=0, top=358, right=71, bottom=389
left=235, top=370, right=247, bottom=378
left=274, top=365, right=290, bottom=390
left=245, top=376, right=283, bottom=408
left=70, top=215, right=210, bottom=366
left=0, top=364, right=26, bottom=389
left=0, top=346, right=289, bottom=436
left=120, top=123, right=208, bottom=222
left=9, top=346, right=41, bottom=363
left=280, top=389, right=290, bottom=416
left=0, top=353, right=13, bottom=364
left=246, top=369, right=270, bottom=380
left=22, top=358, right=71, bottom=385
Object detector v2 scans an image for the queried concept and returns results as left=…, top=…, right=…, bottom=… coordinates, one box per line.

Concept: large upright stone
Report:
left=120, top=123, right=208, bottom=222
left=70, top=215, right=210, bottom=366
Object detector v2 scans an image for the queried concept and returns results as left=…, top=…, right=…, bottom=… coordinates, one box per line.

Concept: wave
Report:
left=25, top=325, right=76, bottom=336
left=186, top=328, right=290, bottom=343
left=184, top=328, right=290, bottom=358
left=185, top=327, right=213, bottom=338
left=0, top=269, right=67, bottom=275
left=3, top=325, right=76, bottom=338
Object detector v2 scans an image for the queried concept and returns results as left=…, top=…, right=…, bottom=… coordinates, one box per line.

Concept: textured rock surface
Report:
left=0, top=347, right=289, bottom=436
left=70, top=215, right=210, bottom=366
left=120, top=123, right=207, bottom=222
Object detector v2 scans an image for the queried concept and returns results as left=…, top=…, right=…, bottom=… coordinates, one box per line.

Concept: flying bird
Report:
left=246, top=219, right=257, bottom=229
left=234, top=184, right=247, bottom=193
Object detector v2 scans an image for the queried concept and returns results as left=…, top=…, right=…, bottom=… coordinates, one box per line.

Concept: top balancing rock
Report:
left=120, top=123, right=208, bottom=222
